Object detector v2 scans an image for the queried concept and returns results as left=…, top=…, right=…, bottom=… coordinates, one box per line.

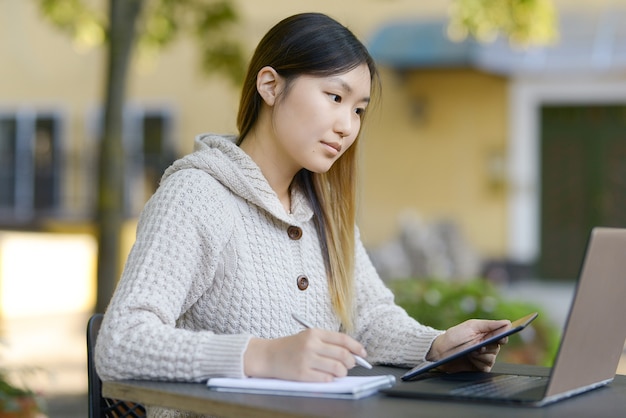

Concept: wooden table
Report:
left=102, top=364, right=626, bottom=417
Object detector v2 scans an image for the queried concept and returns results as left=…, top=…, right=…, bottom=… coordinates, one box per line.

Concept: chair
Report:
left=87, top=313, right=147, bottom=418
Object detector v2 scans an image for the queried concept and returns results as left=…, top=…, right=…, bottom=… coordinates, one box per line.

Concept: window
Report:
left=0, top=111, right=62, bottom=223
left=0, top=106, right=176, bottom=224
left=125, top=108, right=176, bottom=215
left=0, top=117, right=17, bottom=210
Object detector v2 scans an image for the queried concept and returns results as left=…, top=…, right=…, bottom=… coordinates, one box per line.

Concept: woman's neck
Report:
left=239, top=130, right=296, bottom=213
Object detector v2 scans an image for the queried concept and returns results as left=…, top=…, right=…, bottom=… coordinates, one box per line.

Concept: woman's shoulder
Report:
left=157, top=168, right=237, bottom=214
left=136, top=169, right=237, bottom=250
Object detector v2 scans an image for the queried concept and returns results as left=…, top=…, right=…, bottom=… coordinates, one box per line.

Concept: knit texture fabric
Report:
left=95, top=134, right=443, bottom=417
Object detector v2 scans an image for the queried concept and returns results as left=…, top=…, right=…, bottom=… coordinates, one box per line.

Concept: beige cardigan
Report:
left=95, top=134, right=442, bottom=416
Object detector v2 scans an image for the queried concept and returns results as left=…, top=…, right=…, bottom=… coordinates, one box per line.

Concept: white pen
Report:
left=291, top=312, right=373, bottom=369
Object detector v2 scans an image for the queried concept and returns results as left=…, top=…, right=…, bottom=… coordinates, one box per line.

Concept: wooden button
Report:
left=296, top=275, right=309, bottom=290
left=287, top=226, right=303, bottom=240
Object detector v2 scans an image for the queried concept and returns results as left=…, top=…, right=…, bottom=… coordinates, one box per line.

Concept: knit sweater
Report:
left=95, top=134, right=443, bottom=417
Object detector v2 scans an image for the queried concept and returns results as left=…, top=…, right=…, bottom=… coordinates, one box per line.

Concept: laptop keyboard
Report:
left=449, top=374, right=544, bottom=398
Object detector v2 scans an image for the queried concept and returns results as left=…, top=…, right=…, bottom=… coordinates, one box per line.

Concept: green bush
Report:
left=388, top=278, right=561, bottom=366
left=0, top=372, right=45, bottom=416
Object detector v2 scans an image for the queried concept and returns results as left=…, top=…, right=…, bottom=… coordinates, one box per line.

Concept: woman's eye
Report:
left=328, top=93, right=342, bottom=103
left=355, top=108, right=365, bottom=116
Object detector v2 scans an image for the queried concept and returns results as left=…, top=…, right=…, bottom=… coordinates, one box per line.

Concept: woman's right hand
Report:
left=243, top=329, right=367, bottom=382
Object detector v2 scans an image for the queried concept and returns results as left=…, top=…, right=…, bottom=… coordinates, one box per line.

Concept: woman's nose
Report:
left=334, top=109, right=354, bottom=138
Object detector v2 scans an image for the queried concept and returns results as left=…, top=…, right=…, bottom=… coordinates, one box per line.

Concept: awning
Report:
left=367, top=10, right=626, bottom=75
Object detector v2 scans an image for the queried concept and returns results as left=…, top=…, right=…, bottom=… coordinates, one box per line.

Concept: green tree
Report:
left=37, top=0, right=245, bottom=313
left=448, top=0, right=558, bottom=46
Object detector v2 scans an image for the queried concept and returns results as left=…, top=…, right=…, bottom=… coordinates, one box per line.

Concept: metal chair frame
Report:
left=87, top=313, right=146, bottom=418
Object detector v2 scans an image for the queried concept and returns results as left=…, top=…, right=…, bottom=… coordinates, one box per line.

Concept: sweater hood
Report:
left=161, top=133, right=312, bottom=223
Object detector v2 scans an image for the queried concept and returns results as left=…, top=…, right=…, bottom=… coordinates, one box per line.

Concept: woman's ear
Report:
left=256, top=66, right=282, bottom=106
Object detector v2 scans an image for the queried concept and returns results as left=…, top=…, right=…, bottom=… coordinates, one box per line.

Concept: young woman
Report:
left=96, top=12, right=509, bottom=417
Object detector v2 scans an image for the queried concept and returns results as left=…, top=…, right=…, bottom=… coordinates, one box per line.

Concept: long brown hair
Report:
left=237, top=13, right=380, bottom=331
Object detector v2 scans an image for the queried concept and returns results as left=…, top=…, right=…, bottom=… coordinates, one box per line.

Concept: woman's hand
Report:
left=244, top=329, right=367, bottom=382
left=427, top=319, right=511, bottom=373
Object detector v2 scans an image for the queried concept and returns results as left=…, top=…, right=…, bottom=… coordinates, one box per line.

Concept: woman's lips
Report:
left=321, top=140, right=341, bottom=154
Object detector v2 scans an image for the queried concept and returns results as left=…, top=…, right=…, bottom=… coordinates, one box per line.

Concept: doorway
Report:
left=540, top=105, right=626, bottom=279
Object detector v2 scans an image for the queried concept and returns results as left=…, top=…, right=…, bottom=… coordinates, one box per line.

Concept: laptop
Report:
left=382, top=227, right=626, bottom=406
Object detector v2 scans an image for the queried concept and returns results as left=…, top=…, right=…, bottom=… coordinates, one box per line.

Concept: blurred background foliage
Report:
left=448, top=0, right=559, bottom=46
left=37, top=0, right=246, bottom=83
left=389, top=278, right=561, bottom=366
left=0, top=368, right=46, bottom=417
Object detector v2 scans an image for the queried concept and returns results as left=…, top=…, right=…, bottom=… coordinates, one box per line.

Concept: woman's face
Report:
left=270, top=63, right=371, bottom=174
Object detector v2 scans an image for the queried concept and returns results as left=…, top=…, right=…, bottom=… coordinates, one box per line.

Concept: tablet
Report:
left=402, top=312, right=538, bottom=381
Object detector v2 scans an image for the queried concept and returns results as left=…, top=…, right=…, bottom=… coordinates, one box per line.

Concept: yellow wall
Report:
left=361, top=69, right=508, bottom=255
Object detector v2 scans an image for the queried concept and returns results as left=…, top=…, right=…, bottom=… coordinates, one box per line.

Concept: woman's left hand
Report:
left=427, top=319, right=511, bottom=373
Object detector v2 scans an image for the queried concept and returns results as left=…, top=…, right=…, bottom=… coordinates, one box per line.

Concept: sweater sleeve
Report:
left=351, top=230, right=444, bottom=367
left=95, top=169, right=252, bottom=382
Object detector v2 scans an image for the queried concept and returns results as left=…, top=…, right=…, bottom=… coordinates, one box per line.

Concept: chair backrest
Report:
left=87, top=313, right=147, bottom=418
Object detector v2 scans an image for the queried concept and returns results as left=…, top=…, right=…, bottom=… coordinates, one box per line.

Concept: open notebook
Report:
left=207, top=374, right=395, bottom=399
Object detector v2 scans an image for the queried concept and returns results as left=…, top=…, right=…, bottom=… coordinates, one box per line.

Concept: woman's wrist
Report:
left=426, top=332, right=446, bottom=361
left=243, top=337, right=269, bottom=377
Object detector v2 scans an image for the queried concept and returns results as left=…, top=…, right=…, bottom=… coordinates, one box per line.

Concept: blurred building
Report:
left=365, top=3, right=626, bottom=280
left=1, top=0, right=626, bottom=318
